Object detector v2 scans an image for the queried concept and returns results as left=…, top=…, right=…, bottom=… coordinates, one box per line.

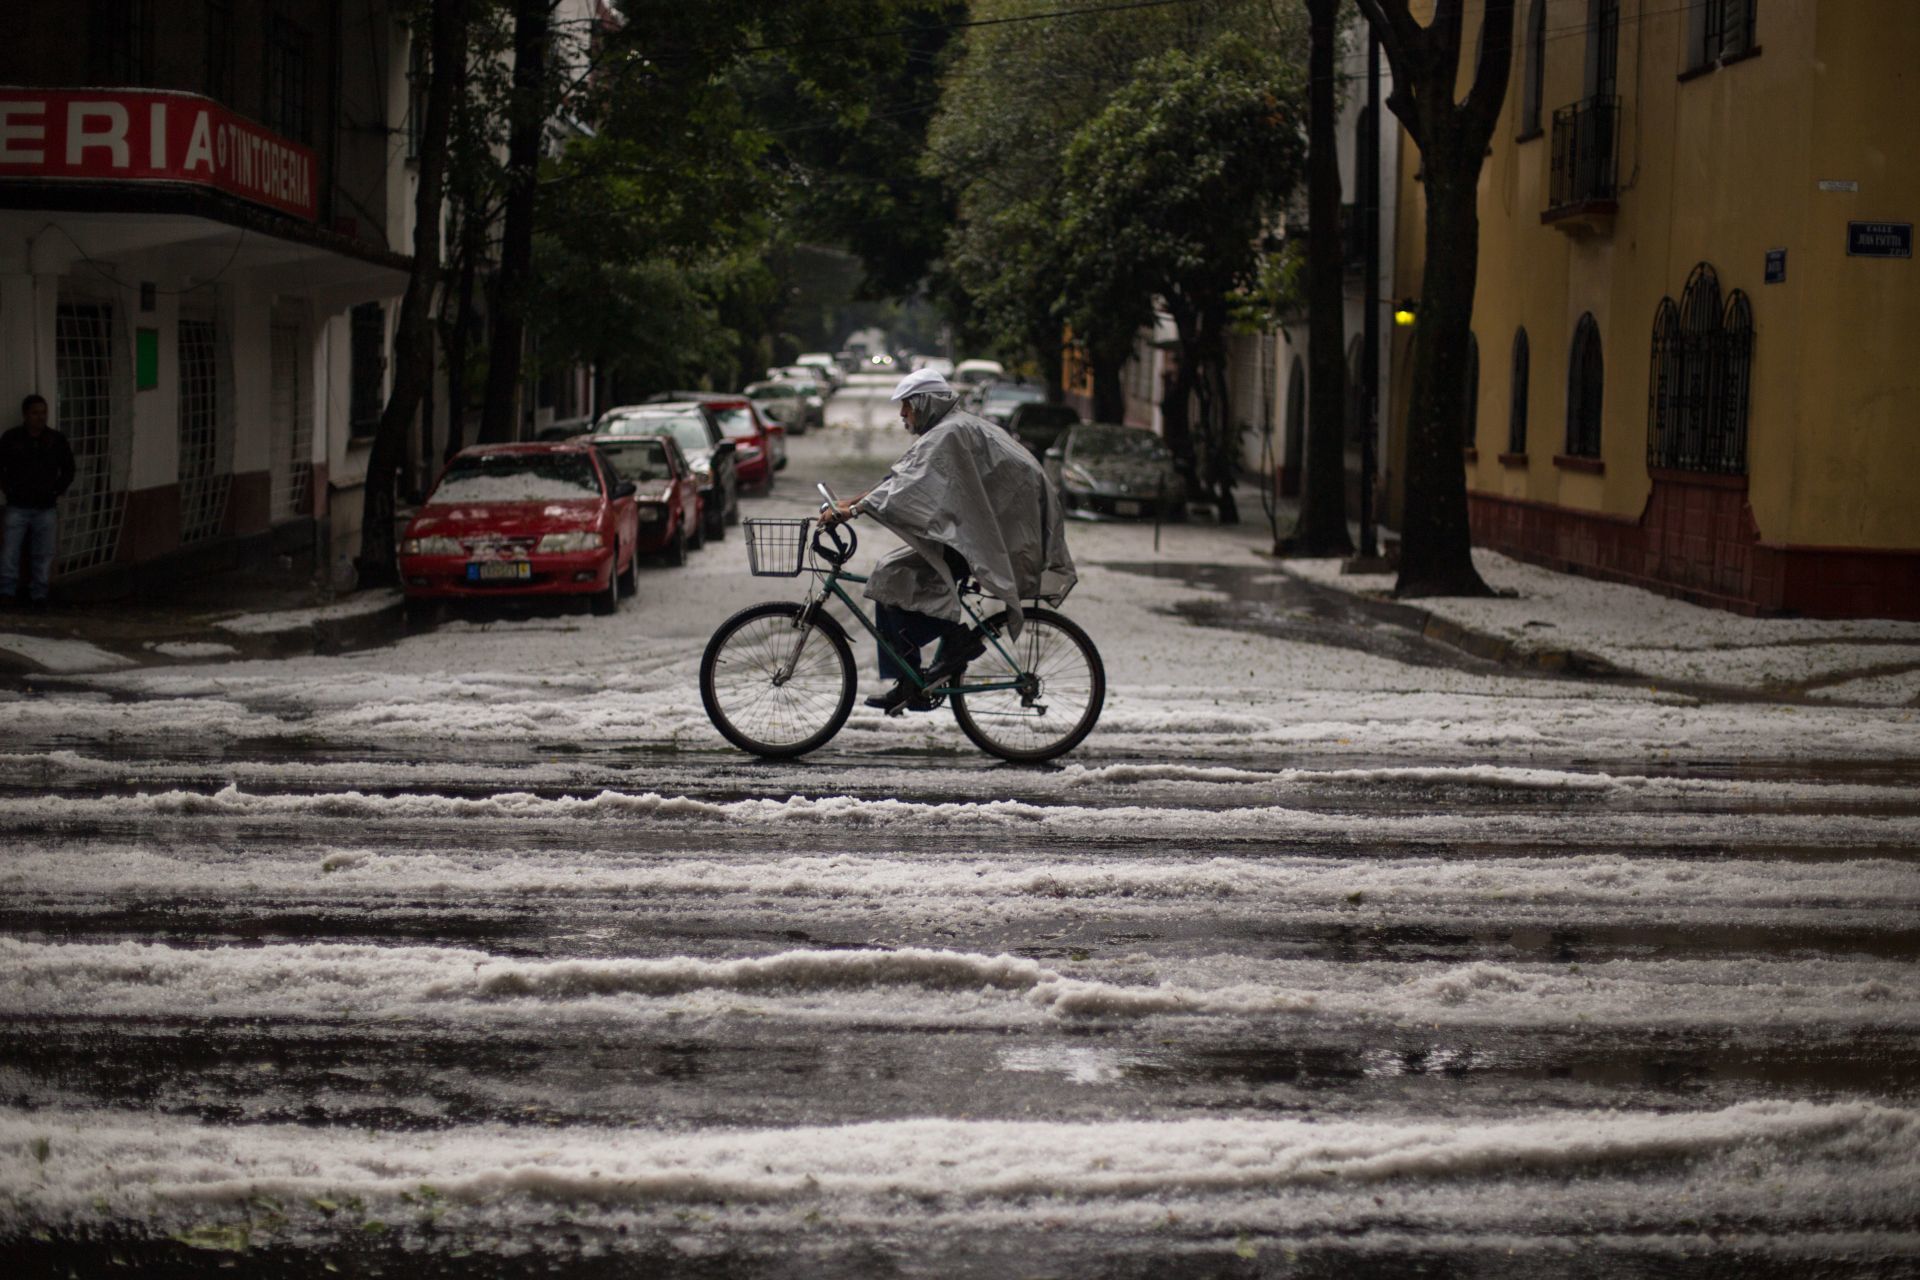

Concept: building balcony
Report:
left=1543, top=95, right=1620, bottom=236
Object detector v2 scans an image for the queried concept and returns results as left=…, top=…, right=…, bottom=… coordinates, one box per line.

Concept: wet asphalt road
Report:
left=3, top=394, right=1919, bottom=1278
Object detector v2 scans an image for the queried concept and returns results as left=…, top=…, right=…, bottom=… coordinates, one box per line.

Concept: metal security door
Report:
left=178, top=317, right=230, bottom=543
left=52, top=302, right=125, bottom=574
left=269, top=324, right=312, bottom=518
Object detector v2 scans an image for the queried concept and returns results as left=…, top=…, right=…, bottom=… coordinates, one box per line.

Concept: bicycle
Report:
left=700, top=484, right=1105, bottom=762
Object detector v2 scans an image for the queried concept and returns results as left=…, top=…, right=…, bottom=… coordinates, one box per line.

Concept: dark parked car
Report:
left=1005, top=401, right=1081, bottom=459
left=743, top=379, right=822, bottom=436
left=1043, top=423, right=1188, bottom=521
left=596, top=403, right=738, bottom=542
left=646, top=392, right=782, bottom=488
left=584, top=434, right=704, bottom=565
left=399, top=443, right=640, bottom=619
left=979, top=382, right=1048, bottom=427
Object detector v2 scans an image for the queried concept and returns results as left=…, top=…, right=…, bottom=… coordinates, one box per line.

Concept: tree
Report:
left=477, top=0, right=554, bottom=443
left=1354, top=0, right=1513, bottom=597
left=1061, top=36, right=1307, bottom=522
left=358, top=0, right=469, bottom=587
left=1281, top=0, right=1354, bottom=556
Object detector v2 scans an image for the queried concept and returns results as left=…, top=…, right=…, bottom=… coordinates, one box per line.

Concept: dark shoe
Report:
left=862, top=679, right=939, bottom=715
left=924, top=634, right=987, bottom=684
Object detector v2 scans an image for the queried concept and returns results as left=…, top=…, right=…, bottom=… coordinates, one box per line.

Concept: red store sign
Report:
left=0, top=88, right=317, bottom=222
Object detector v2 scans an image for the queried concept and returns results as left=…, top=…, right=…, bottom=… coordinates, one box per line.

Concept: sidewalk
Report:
left=0, top=573, right=402, bottom=677
left=1274, top=547, right=1920, bottom=707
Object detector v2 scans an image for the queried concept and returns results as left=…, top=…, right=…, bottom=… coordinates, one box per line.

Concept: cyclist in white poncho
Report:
left=820, top=369, right=1076, bottom=710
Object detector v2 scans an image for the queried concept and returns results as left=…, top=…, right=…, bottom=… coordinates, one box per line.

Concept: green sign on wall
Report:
left=135, top=328, right=159, bottom=390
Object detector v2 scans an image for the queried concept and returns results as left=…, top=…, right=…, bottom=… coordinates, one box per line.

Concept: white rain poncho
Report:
left=859, top=409, right=1076, bottom=638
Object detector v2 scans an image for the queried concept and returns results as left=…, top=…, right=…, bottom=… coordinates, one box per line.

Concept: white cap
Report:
left=890, top=368, right=954, bottom=401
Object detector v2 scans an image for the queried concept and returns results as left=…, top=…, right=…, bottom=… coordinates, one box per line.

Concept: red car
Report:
left=399, top=443, right=640, bottom=619
left=699, top=397, right=781, bottom=494
left=579, top=433, right=704, bottom=565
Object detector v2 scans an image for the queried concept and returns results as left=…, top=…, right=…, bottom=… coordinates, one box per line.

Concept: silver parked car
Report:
left=1043, top=423, right=1187, bottom=521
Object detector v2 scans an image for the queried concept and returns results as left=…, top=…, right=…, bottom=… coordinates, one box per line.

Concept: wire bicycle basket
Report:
left=744, top=518, right=815, bottom=577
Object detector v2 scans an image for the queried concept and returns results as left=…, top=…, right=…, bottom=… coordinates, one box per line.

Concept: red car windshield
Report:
left=710, top=406, right=760, bottom=440
left=434, top=452, right=602, bottom=504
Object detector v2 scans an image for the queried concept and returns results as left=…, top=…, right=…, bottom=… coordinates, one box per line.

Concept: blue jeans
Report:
left=0, top=505, right=57, bottom=601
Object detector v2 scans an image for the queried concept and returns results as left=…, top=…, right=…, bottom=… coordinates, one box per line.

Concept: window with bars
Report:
left=1689, top=0, right=1758, bottom=70
left=178, top=318, right=231, bottom=544
left=1647, top=263, right=1753, bottom=474
left=270, top=325, right=313, bottom=518
left=89, top=0, right=153, bottom=83
left=1520, top=0, right=1546, bottom=137
left=1508, top=327, right=1530, bottom=455
left=349, top=303, right=387, bottom=439
left=1566, top=313, right=1604, bottom=458
left=204, top=0, right=235, bottom=103
left=266, top=12, right=312, bottom=143
left=53, top=302, right=127, bottom=575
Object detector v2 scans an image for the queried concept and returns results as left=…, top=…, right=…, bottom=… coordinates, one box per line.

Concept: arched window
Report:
left=1283, top=355, right=1306, bottom=495
left=1566, top=313, right=1604, bottom=458
left=1508, top=327, right=1530, bottom=454
left=1462, top=331, right=1480, bottom=449
left=1676, top=262, right=1721, bottom=466
left=1521, top=0, right=1546, bottom=136
left=1713, top=290, right=1754, bottom=473
left=1649, top=263, right=1750, bottom=474
left=1646, top=297, right=1681, bottom=468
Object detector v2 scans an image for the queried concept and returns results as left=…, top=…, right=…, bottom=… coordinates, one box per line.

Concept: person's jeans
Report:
left=0, top=505, right=58, bottom=602
left=875, top=603, right=969, bottom=682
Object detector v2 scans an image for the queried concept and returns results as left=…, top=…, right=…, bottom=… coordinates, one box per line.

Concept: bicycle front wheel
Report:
left=702, top=602, right=856, bottom=758
left=950, top=607, right=1105, bottom=763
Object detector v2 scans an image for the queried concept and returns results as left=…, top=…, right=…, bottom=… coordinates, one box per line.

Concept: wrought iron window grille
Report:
left=1647, top=263, right=1752, bottom=475
left=1549, top=95, right=1621, bottom=213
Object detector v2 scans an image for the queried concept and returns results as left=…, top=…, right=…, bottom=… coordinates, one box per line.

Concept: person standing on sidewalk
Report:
left=0, top=395, right=76, bottom=607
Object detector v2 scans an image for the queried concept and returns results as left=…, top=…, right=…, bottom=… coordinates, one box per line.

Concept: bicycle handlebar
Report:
left=812, top=520, right=855, bottom=567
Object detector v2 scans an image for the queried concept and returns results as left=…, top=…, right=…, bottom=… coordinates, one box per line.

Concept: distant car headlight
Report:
left=535, top=531, right=604, bottom=553
left=806, top=395, right=822, bottom=408
left=401, top=535, right=462, bottom=556
left=1062, top=466, right=1096, bottom=494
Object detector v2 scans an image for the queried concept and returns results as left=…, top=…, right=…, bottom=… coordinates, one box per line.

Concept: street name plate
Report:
left=1847, top=222, right=1912, bottom=258
left=1765, top=249, right=1786, bottom=283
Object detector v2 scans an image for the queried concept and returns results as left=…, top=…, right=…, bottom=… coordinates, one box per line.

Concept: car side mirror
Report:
left=612, top=480, right=637, bottom=499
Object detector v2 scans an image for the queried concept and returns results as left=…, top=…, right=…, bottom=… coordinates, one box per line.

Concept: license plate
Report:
left=1114, top=500, right=1142, bottom=517
left=468, top=561, right=531, bottom=582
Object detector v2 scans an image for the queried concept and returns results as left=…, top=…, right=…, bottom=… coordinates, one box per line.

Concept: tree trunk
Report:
left=357, top=0, right=467, bottom=587
left=1283, top=0, right=1353, bottom=556
left=478, top=0, right=551, bottom=444
left=1090, top=345, right=1126, bottom=423
left=1396, top=162, right=1492, bottom=596
left=441, top=199, right=484, bottom=462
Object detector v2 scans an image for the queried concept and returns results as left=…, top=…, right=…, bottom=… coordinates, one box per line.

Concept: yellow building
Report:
left=1389, top=0, right=1920, bottom=618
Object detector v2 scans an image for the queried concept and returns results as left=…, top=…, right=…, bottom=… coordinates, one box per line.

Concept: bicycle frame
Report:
left=779, top=554, right=1025, bottom=699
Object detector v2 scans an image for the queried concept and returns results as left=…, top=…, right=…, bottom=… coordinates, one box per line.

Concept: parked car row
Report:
left=397, top=391, right=792, bottom=621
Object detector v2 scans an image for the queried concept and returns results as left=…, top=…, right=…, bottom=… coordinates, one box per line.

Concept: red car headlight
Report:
left=535, top=531, right=604, bottom=553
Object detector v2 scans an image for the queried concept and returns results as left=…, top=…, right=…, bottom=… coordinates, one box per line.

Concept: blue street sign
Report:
left=1846, top=222, right=1912, bottom=258
left=1765, top=249, right=1786, bottom=283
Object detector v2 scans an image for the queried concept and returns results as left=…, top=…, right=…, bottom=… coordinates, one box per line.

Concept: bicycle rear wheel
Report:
left=950, top=607, right=1104, bottom=763
left=702, top=602, right=856, bottom=758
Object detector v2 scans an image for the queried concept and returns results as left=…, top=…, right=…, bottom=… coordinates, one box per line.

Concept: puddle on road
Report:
left=1099, top=558, right=1517, bottom=676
